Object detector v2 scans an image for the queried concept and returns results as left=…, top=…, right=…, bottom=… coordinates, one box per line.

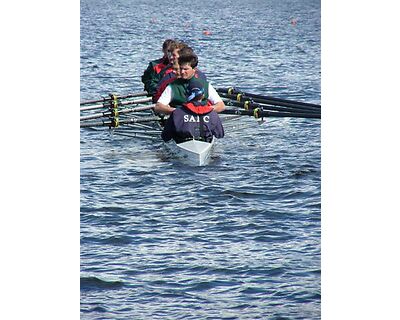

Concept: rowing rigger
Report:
left=80, top=88, right=321, bottom=165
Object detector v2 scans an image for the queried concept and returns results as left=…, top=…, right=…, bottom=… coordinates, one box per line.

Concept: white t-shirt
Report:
left=157, top=82, right=222, bottom=105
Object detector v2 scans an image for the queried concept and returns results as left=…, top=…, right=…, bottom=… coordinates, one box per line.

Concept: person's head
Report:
left=162, top=39, right=176, bottom=58
left=178, top=53, right=198, bottom=80
left=172, top=60, right=181, bottom=78
left=168, top=41, right=188, bottom=64
left=178, top=46, right=194, bottom=58
left=186, top=79, right=204, bottom=102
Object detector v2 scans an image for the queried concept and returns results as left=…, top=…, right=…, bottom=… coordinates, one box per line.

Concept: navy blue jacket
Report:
left=161, top=102, right=224, bottom=143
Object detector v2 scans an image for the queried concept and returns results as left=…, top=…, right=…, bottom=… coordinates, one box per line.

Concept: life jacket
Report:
left=157, top=63, right=176, bottom=79
left=192, top=68, right=207, bottom=81
left=169, top=76, right=209, bottom=107
left=141, top=56, right=169, bottom=94
left=157, top=62, right=174, bottom=79
left=152, top=72, right=177, bottom=103
left=153, top=63, right=167, bottom=74
left=183, top=101, right=213, bottom=115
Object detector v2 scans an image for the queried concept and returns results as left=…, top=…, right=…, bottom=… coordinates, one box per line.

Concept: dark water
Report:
left=80, top=0, right=321, bottom=319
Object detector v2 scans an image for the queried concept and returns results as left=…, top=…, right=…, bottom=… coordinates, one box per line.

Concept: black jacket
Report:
left=161, top=102, right=224, bottom=143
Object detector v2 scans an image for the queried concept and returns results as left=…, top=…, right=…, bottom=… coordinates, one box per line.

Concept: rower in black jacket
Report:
left=161, top=80, right=224, bottom=144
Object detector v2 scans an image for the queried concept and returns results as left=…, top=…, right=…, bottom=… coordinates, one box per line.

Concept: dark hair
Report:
left=178, top=46, right=194, bottom=57
left=178, top=52, right=198, bottom=68
left=168, top=41, right=188, bottom=53
left=162, top=39, right=176, bottom=52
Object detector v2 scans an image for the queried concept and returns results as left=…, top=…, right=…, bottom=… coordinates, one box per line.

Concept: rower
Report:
left=155, top=41, right=188, bottom=81
left=152, top=46, right=206, bottom=103
left=152, top=60, right=181, bottom=103
left=141, top=39, right=177, bottom=96
left=161, top=79, right=224, bottom=144
left=155, top=51, right=225, bottom=115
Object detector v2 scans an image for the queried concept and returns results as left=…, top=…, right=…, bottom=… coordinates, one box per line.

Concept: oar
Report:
left=219, top=92, right=320, bottom=113
left=112, top=131, right=161, bottom=140
left=218, top=87, right=321, bottom=108
left=80, top=104, right=154, bottom=122
left=221, top=108, right=321, bottom=119
left=80, top=97, right=152, bottom=112
left=80, top=91, right=148, bottom=106
left=217, top=87, right=321, bottom=110
left=80, top=116, right=162, bottom=128
left=222, top=97, right=321, bottom=115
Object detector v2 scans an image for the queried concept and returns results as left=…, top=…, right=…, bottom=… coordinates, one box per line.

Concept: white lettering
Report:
left=182, top=115, right=210, bottom=123
left=184, top=115, right=198, bottom=122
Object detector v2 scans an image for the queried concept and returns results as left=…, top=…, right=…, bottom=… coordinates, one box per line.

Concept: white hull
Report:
left=165, top=137, right=215, bottom=166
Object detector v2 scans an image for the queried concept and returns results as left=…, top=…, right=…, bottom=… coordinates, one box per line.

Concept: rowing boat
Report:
left=164, top=137, right=215, bottom=166
left=80, top=88, right=321, bottom=166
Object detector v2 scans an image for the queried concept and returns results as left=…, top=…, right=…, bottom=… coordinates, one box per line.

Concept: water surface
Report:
left=81, top=0, right=321, bottom=319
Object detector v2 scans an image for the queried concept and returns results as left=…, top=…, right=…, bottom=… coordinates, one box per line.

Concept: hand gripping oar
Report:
left=221, top=108, right=321, bottom=119
left=80, top=91, right=148, bottom=106
left=217, top=87, right=321, bottom=110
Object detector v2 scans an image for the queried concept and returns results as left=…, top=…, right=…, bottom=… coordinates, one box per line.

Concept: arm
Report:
left=211, top=100, right=225, bottom=113
left=208, top=83, right=226, bottom=113
left=154, top=85, right=176, bottom=115
left=155, top=102, right=176, bottom=115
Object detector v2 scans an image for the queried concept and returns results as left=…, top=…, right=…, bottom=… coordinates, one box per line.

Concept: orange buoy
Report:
left=202, top=30, right=212, bottom=35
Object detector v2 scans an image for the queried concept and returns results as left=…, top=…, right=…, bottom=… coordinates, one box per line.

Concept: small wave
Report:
left=221, top=189, right=261, bottom=200
left=292, top=168, right=314, bottom=178
left=240, top=286, right=268, bottom=295
left=186, top=280, right=237, bottom=292
left=104, top=235, right=132, bottom=245
left=80, top=276, right=124, bottom=291
left=80, top=234, right=133, bottom=246
left=81, top=305, right=108, bottom=313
